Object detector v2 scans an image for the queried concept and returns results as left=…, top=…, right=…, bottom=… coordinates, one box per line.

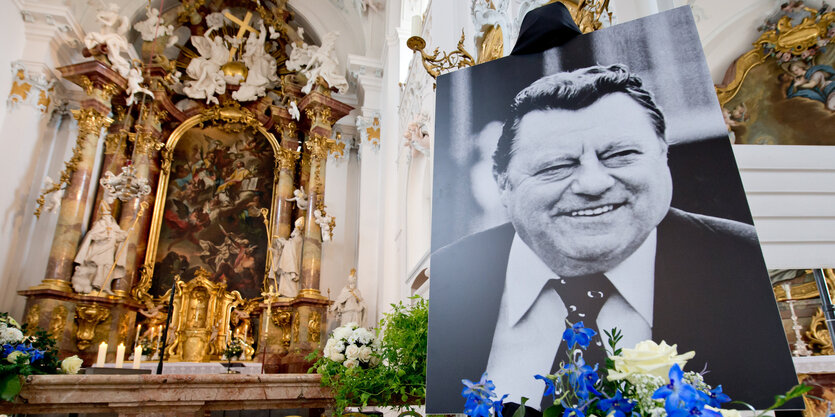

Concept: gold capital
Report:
left=276, top=146, right=300, bottom=170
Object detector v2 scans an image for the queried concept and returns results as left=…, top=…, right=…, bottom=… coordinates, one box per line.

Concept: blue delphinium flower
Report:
left=667, top=404, right=722, bottom=417
left=535, top=374, right=556, bottom=398
left=462, top=372, right=506, bottom=417
left=562, top=405, right=585, bottom=417
left=652, top=364, right=700, bottom=410
left=565, top=358, right=601, bottom=400
left=598, top=391, right=636, bottom=417
left=562, top=322, right=597, bottom=350
left=700, top=385, right=731, bottom=408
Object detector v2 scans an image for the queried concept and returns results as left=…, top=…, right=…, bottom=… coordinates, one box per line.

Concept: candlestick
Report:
left=134, top=324, right=142, bottom=347
left=133, top=345, right=142, bottom=369
left=411, top=15, right=421, bottom=37
left=115, top=343, right=125, bottom=368
left=96, top=341, right=107, bottom=367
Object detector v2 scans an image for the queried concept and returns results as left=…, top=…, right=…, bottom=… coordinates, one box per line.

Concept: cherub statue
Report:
left=287, top=32, right=349, bottom=94
left=288, top=101, right=301, bottom=121
left=133, top=7, right=178, bottom=47
left=233, top=24, right=280, bottom=101
left=183, top=33, right=228, bottom=104
left=84, top=3, right=132, bottom=77
left=40, top=176, right=63, bottom=213
left=126, top=67, right=154, bottom=106
left=276, top=217, right=304, bottom=297
left=286, top=186, right=308, bottom=209
left=71, top=201, right=128, bottom=294
left=403, top=117, right=430, bottom=156
left=314, top=209, right=335, bottom=242
left=331, top=269, right=366, bottom=326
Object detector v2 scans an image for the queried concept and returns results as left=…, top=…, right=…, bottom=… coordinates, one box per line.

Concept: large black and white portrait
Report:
left=426, top=7, right=798, bottom=414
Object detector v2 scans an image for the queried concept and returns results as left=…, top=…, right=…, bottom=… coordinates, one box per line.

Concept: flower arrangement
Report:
left=222, top=337, right=245, bottom=360
left=308, top=296, right=428, bottom=415
left=461, top=323, right=809, bottom=417
left=0, top=312, right=83, bottom=402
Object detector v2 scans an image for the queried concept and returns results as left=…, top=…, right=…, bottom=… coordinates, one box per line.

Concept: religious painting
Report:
left=149, top=125, right=274, bottom=300
left=426, top=7, right=799, bottom=414
left=717, top=2, right=835, bottom=145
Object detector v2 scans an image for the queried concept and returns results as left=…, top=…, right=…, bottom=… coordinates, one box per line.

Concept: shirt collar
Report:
left=504, top=229, right=656, bottom=327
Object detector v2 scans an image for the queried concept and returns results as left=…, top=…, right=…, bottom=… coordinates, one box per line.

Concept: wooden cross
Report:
left=224, top=10, right=261, bottom=61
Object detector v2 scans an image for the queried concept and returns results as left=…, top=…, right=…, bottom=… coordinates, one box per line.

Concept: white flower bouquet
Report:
left=322, top=322, right=380, bottom=369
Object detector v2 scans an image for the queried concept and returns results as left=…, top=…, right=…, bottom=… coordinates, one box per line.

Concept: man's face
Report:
left=498, top=92, right=672, bottom=276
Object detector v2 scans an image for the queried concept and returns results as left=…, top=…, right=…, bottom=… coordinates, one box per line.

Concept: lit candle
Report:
left=411, top=15, right=422, bottom=37
left=115, top=343, right=125, bottom=368
left=132, top=345, right=142, bottom=369
left=134, top=324, right=141, bottom=347
left=96, top=342, right=107, bottom=367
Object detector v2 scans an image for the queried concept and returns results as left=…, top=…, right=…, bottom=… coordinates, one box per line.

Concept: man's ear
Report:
left=495, top=172, right=512, bottom=208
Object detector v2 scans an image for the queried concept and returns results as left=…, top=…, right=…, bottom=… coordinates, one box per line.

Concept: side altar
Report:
left=18, top=0, right=352, bottom=373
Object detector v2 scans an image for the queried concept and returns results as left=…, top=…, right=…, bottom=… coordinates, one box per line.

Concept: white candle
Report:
left=411, top=15, right=422, bottom=37
left=115, top=343, right=125, bottom=368
left=134, top=324, right=141, bottom=347
left=132, top=345, right=142, bottom=369
left=96, top=342, right=107, bottom=367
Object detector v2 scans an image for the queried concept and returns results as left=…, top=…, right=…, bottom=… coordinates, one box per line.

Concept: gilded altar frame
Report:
left=132, top=106, right=281, bottom=303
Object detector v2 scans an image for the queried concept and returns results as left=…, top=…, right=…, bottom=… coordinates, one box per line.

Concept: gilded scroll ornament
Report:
left=308, top=311, right=321, bottom=343
left=305, top=134, right=344, bottom=162
left=75, top=303, right=110, bottom=351
left=7, top=62, right=55, bottom=114
left=292, top=311, right=300, bottom=343
left=117, top=313, right=130, bottom=345
left=305, top=106, right=334, bottom=130
left=276, top=146, right=301, bottom=170
left=407, top=31, right=476, bottom=79
left=272, top=311, right=292, bottom=347
left=35, top=108, right=114, bottom=218
left=278, top=120, right=297, bottom=143
left=806, top=308, right=834, bottom=355
left=49, top=305, right=68, bottom=339
left=198, top=105, right=262, bottom=134
left=24, top=304, right=40, bottom=335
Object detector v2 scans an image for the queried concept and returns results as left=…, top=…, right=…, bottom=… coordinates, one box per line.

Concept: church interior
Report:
left=0, top=0, right=835, bottom=416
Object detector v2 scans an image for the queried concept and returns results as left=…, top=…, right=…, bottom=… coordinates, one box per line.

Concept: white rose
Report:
left=7, top=350, right=27, bottom=363
left=353, top=328, right=373, bottom=345
left=345, top=344, right=359, bottom=360
left=60, top=355, right=83, bottom=374
left=0, top=327, right=24, bottom=345
left=358, top=346, right=372, bottom=362
left=719, top=409, right=742, bottom=417
left=343, top=358, right=358, bottom=369
left=608, top=340, right=695, bottom=381
left=332, top=326, right=353, bottom=342
left=328, top=350, right=345, bottom=362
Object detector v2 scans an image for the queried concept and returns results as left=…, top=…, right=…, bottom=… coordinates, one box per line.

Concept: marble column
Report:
left=299, top=133, right=337, bottom=298
left=40, top=78, right=117, bottom=289
left=117, top=106, right=165, bottom=296
left=273, top=119, right=300, bottom=239
left=90, top=108, right=131, bottom=223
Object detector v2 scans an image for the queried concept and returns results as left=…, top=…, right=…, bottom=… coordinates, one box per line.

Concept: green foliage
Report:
left=308, top=296, right=428, bottom=415
left=0, top=312, right=64, bottom=402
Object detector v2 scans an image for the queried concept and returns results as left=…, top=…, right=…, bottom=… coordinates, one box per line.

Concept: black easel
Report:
left=813, top=269, right=835, bottom=346
left=156, top=275, right=180, bottom=375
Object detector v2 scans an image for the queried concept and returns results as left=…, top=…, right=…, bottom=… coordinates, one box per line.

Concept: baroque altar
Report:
left=18, top=0, right=352, bottom=372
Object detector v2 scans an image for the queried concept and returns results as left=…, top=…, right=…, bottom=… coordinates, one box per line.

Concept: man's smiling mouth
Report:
left=559, top=203, right=625, bottom=217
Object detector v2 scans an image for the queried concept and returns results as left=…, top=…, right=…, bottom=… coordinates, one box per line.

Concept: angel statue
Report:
left=286, top=32, right=349, bottom=94
left=133, top=7, right=178, bottom=47
left=288, top=101, right=301, bottom=121
left=276, top=217, right=304, bottom=297
left=126, top=67, right=154, bottom=106
left=314, top=209, right=335, bottom=242
left=233, top=24, right=280, bottom=101
left=286, top=186, right=308, bottom=209
left=84, top=3, right=132, bottom=77
left=71, top=200, right=128, bottom=295
left=331, top=269, right=366, bottom=326
left=183, top=33, right=228, bottom=104
left=40, top=176, right=63, bottom=213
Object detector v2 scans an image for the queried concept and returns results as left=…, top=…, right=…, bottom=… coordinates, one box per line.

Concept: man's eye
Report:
left=533, top=164, right=574, bottom=179
left=601, top=149, right=641, bottom=166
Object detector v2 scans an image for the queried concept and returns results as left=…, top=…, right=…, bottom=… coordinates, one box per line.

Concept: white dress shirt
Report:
left=485, top=230, right=657, bottom=408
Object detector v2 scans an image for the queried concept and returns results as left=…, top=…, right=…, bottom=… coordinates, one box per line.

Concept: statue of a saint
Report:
left=71, top=203, right=128, bottom=294
left=331, top=269, right=366, bottom=326
left=276, top=217, right=304, bottom=297
left=84, top=3, right=132, bottom=77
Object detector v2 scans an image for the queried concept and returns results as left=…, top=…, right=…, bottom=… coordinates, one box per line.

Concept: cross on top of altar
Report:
left=224, top=10, right=260, bottom=61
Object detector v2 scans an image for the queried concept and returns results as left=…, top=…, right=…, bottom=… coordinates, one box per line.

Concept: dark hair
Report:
left=492, top=64, right=666, bottom=177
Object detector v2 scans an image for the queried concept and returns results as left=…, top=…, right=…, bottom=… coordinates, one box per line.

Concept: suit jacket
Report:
left=426, top=208, right=798, bottom=413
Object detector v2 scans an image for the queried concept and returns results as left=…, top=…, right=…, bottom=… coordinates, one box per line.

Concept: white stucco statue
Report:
left=331, top=269, right=366, bottom=327
left=133, top=7, right=178, bottom=47
left=313, top=209, right=334, bottom=242
left=286, top=186, right=308, bottom=209
left=403, top=117, right=430, bottom=156
left=84, top=3, right=132, bottom=77
left=71, top=202, right=128, bottom=295
left=288, top=101, right=300, bottom=121
left=266, top=234, right=283, bottom=293
left=286, top=32, right=348, bottom=94
left=276, top=217, right=304, bottom=297
left=183, top=33, right=228, bottom=104
left=233, top=25, right=279, bottom=101
left=126, top=67, right=154, bottom=106
left=41, top=176, right=63, bottom=213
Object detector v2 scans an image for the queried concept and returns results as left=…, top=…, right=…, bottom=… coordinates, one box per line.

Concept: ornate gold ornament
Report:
left=805, top=308, right=834, bottom=355
left=272, top=311, right=293, bottom=347
left=305, top=134, right=344, bottom=162
left=131, top=125, right=165, bottom=156
left=276, top=145, right=301, bottom=170
left=278, top=120, right=298, bottom=143
left=134, top=110, right=280, bottom=303
left=292, top=311, right=300, bottom=343
left=716, top=6, right=835, bottom=106
left=551, top=0, right=613, bottom=34
left=24, top=304, right=40, bottom=335
left=307, top=311, right=321, bottom=343
left=305, top=107, right=334, bottom=130
left=8, top=69, right=32, bottom=105
left=74, top=303, right=110, bottom=351
left=407, top=31, right=476, bottom=79
left=117, top=313, right=130, bottom=345
left=35, top=108, right=114, bottom=218
left=49, top=305, right=68, bottom=339
left=77, top=76, right=119, bottom=102
left=773, top=269, right=835, bottom=302
left=166, top=269, right=245, bottom=362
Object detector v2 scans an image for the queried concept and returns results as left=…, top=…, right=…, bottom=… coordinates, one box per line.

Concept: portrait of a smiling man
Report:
left=425, top=9, right=797, bottom=413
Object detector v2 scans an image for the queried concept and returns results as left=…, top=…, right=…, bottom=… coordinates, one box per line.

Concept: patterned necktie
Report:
left=541, top=273, right=617, bottom=410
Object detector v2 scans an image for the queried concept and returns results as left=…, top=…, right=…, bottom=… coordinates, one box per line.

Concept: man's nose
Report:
left=569, top=158, right=615, bottom=196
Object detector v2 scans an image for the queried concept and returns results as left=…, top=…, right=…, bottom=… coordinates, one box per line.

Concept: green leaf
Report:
left=0, top=374, right=22, bottom=402
left=543, top=405, right=560, bottom=417
left=511, top=397, right=529, bottom=417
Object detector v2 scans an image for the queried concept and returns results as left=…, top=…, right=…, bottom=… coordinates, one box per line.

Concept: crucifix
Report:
left=224, top=10, right=261, bottom=61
